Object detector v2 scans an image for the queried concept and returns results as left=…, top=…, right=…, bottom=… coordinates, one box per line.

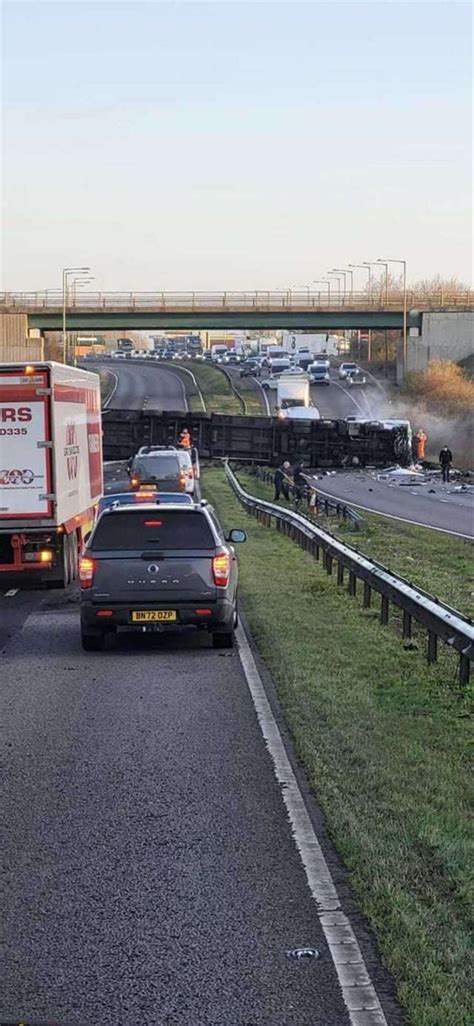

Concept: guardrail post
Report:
left=337, top=562, right=344, bottom=585
left=326, top=554, right=333, bottom=575
left=402, top=610, right=412, bottom=639
left=312, top=541, right=319, bottom=560
left=380, top=596, right=389, bottom=625
left=348, top=571, right=356, bottom=596
left=363, top=582, right=371, bottom=607
left=427, top=630, right=438, bottom=663
left=459, top=653, right=470, bottom=686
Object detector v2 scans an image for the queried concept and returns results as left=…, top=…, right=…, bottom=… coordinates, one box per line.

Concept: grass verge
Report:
left=204, top=466, right=473, bottom=1026
left=180, top=361, right=264, bottom=415
left=236, top=469, right=474, bottom=618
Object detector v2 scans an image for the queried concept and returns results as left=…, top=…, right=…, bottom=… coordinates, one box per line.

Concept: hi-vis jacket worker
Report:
left=178, top=429, right=191, bottom=449
left=414, top=429, right=427, bottom=460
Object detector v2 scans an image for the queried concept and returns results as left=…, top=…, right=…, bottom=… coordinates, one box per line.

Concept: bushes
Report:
left=405, top=360, right=474, bottom=416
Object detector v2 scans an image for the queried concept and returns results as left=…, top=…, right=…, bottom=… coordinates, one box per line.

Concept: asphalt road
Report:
left=260, top=368, right=380, bottom=420
left=309, top=471, right=474, bottom=538
left=0, top=582, right=399, bottom=1026
left=99, top=360, right=188, bottom=413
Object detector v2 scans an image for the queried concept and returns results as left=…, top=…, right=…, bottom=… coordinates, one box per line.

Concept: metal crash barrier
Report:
left=224, top=461, right=473, bottom=686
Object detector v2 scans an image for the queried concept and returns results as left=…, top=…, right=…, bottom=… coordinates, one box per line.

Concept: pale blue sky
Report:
left=2, top=1, right=472, bottom=290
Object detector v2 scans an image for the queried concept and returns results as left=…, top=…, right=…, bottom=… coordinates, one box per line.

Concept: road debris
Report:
left=286, top=947, right=320, bottom=960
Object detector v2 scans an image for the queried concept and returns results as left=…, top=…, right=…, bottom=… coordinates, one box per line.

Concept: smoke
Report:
left=365, top=390, right=474, bottom=468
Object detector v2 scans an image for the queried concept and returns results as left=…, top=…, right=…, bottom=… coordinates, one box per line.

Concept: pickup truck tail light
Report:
left=212, top=552, right=230, bottom=587
left=79, top=556, right=95, bottom=588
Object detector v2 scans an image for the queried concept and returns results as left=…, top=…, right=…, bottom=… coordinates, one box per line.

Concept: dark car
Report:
left=346, top=369, right=367, bottom=387
left=79, top=505, right=246, bottom=651
left=128, top=450, right=194, bottom=493
left=239, top=359, right=261, bottom=377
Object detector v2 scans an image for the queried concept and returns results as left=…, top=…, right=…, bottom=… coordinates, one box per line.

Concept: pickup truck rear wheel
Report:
left=81, top=631, right=105, bottom=652
left=212, top=631, right=234, bottom=649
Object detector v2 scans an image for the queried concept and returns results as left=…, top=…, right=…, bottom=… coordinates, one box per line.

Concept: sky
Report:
left=1, top=0, right=472, bottom=291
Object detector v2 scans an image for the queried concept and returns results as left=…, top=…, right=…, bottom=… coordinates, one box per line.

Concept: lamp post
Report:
left=325, top=274, right=342, bottom=297
left=375, top=260, right=389, bottom=304
left=350, top=263, right=374, bottom=359
left=312, top=280, right=331, bottom=302
left=379, top=258, right=407, bottom=376
left=331, top=269, right=350, bottom=299
left=62, top=267, right=90, bottom=363
left=71, top=276, right=94, bottom=303
left=350, top=263, right=372, bottom=300
left=70, top=278, right=95, bottom=365
left=292, top=284, right=311, bottom=298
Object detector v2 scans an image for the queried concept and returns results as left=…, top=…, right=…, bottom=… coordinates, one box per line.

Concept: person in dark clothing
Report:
left=439, top=445, right=453, bottom=483
left=292, top=461, right=306, bottom=506
left=274, top=461, right=291, bottom=500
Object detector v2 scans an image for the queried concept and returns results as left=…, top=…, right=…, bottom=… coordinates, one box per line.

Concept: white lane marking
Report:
left=236, top=623, right=389, bottom=1026
left=102, top=370, right=119, bottom=409
left=332, top=379, right=367, bottom=414
left=253, top=376, right=271, bottom=414
left=5, top=588, right=19, bottom=597
left=309, top=483, right=474, bottom=539
left=157, top=367, right=189, bottom=413
left=173, top=364, right=207, bottom=411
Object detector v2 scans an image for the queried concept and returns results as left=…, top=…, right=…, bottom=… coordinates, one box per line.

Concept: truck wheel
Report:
left=81, top=631, right=104, bottom=652
left=212, top=631, right=234, bottom=649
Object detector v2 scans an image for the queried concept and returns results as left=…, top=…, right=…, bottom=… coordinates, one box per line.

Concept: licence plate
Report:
left=131, top=610, right=177, bottom=622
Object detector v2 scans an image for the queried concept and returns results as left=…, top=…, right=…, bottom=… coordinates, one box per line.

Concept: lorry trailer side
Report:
left=0, top=362, right=103, bottom=586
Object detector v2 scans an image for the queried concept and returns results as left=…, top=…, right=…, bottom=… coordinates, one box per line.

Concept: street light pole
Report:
left=379, top=258, right=407, bottom=377
left=331, top=269, right=350, bottom=299
left=326, top=274, right=342, bottom=297
left=351, top=263, right=375, bottom=360
left=376, top=261, right=389, bottom=304
left=312, top=280, right=331, bottom=302
left=62, top=266, right=90, bottom=363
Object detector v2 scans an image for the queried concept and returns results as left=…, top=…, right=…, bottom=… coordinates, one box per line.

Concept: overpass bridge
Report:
left=1, top=289, right=473, bottom=331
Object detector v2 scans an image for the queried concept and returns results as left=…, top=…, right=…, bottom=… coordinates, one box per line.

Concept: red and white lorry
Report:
left=0, top=362, right=103, bottom=586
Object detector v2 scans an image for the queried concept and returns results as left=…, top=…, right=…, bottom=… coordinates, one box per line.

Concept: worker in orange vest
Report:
left=178, top=428, right=192, bottom=449
left=414, top=429, right=427, bottom=461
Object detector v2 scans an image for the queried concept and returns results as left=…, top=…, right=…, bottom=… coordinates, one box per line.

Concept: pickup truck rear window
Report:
left=132, top=455, right=180, bottom=480
left=91, top=511, right=215, bottom=551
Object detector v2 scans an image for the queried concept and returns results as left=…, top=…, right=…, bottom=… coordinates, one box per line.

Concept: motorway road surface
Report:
left=309, top=471, right=474, bottom=538
left=99, top=360, right=188, bottom=413
left=1, top=458, right=401, bottom=1025
left=0, top=584, right=401, bottom=1026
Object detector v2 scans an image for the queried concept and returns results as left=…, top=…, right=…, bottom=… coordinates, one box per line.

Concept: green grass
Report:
left=204, top=467, right=474, bottom=1026
left=179, top=361, right=264, bottom=415
left=236, top=469, right=474, bottom=618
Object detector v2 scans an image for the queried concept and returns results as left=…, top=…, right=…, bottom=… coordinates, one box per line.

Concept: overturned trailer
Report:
left=102, top=411, right=411, bottom=468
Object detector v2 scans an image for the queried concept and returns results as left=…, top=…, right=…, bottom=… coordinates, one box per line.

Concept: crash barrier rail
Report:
left=1, top=289, right=473, bottom=311
left=224, top=462, right=473, bottom=685
left=252, top=466, right=364, bottom=530
left=100, top=410, right=411, bottom=468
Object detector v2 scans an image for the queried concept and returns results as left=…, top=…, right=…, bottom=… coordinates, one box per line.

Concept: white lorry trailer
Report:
left=276, top=372, right=311, bottom=410
left=0, top=361, right=103, bottom=586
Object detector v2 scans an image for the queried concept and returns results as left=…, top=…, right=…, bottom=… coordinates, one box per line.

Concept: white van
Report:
left=211, top=345, right=229, bottom=362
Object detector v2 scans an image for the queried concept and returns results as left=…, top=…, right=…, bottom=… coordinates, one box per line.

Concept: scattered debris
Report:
left=286, top=947, right=320, bottom=960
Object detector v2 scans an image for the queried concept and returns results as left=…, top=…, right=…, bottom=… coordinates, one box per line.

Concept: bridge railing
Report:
left=0, top=290, right=473, bottom=311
